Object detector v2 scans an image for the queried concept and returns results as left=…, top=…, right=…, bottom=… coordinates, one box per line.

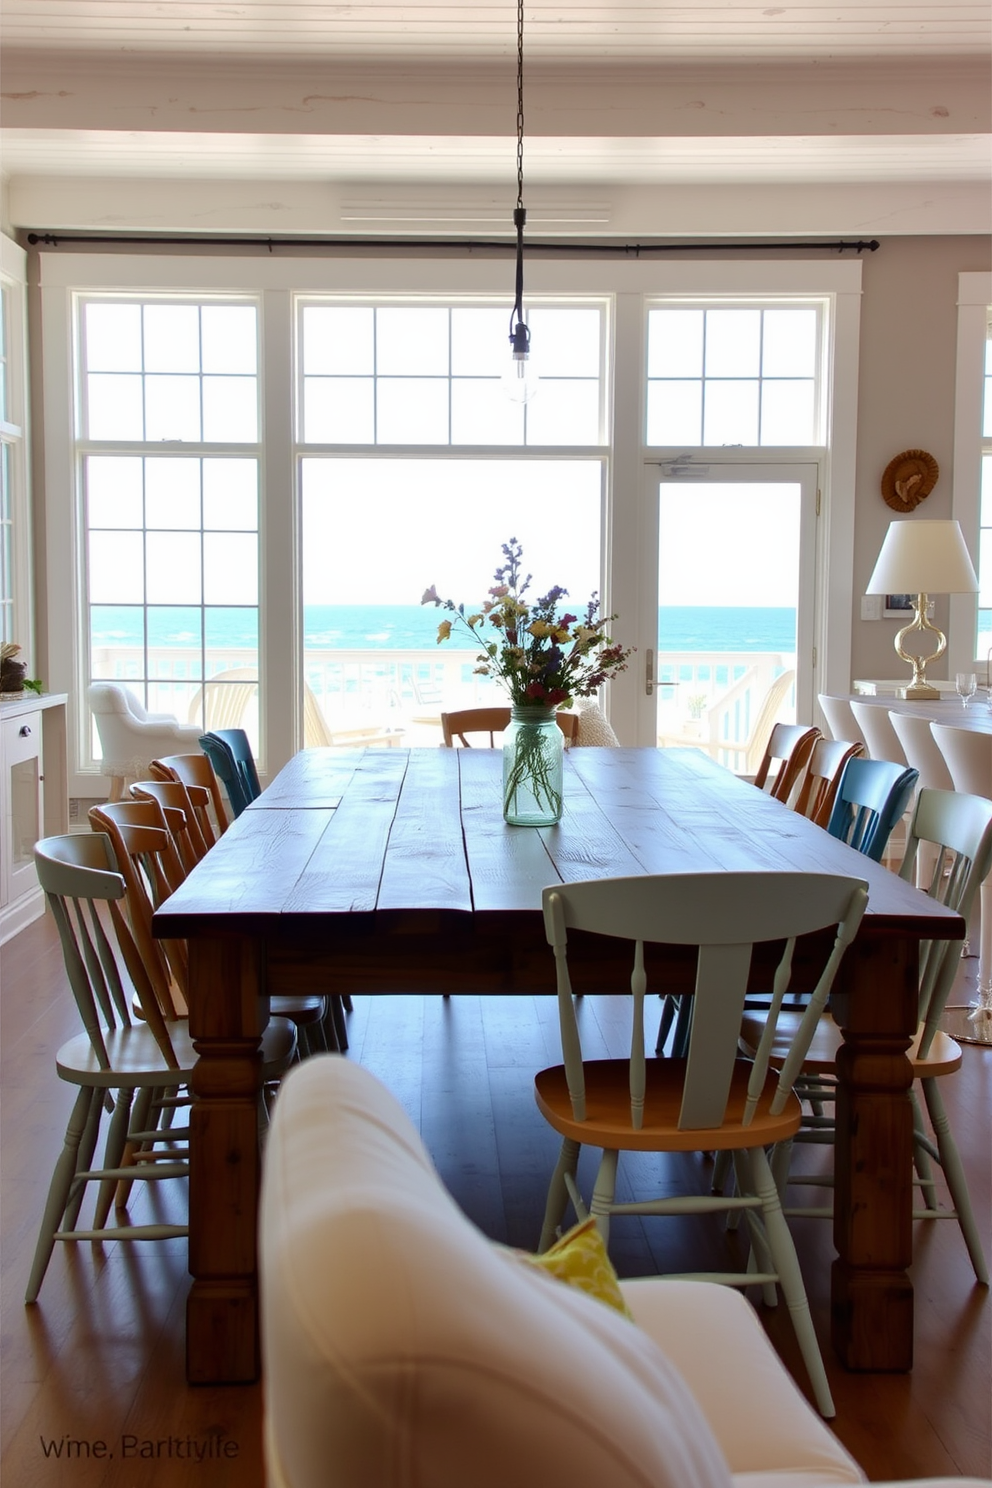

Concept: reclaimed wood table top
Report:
left=157, top=743, right=959, bottom=939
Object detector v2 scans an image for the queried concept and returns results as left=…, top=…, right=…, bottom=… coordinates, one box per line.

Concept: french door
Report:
left=633, top=461, right=819, bottom=757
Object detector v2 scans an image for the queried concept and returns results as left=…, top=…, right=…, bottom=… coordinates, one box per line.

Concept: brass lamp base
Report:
left=894, top=592, right=945, bottom=702
left=898, top=682, right=941, bottom=700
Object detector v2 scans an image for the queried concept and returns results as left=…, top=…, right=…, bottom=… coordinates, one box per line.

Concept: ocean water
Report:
left=91, top=604, right=796, bottom=654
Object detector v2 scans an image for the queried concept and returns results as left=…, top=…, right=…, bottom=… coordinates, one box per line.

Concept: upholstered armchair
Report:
left=87, top=682, right=202, bottom=799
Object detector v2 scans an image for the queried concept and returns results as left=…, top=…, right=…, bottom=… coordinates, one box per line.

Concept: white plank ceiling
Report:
left=1, top=1, right=989, bottom=234
left=2, top=2, right=989, bottom=61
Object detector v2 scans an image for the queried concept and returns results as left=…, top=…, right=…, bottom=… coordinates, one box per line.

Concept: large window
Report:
left=41, top=254, right=862, bottom=791
left=297, top=297, right=607, bottom=742
left=299, top=302, right=605, bottom=447
left=77, top=298, right=261, bottom=759
left=646, top=304, right=822, bottom=447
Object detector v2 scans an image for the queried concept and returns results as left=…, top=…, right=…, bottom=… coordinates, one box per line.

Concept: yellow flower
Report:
left=527, top=619, right=554, bottom=639
left=437, top=620, right=452, bottom=643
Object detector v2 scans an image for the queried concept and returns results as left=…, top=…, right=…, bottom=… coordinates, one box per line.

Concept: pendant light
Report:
left=503, top=0, right=540, bottom=404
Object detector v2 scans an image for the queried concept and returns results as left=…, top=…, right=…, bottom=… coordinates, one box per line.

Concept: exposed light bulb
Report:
left=502, top=356, right=540, bottom=405
left=502, top=314, right=540, bottom=404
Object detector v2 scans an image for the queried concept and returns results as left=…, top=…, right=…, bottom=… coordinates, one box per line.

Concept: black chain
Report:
left=516, top=0, right=525, bottom=213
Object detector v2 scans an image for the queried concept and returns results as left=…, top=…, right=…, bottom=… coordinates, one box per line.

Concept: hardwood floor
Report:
left=2, top=909, right=990, bottom=1485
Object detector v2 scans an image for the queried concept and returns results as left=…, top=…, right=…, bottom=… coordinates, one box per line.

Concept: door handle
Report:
left=645, top=649, right=654, bottom=697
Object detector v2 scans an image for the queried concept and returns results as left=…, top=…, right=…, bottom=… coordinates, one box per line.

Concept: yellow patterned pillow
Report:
left=516, top=1218, right=633, bottom=1320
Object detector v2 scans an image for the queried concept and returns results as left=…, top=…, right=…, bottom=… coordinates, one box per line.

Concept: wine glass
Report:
left=955, top=671, right=977, bottom=709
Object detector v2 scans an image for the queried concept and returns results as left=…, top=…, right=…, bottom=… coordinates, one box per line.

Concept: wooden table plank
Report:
left=154, top=804, right=335, bottom=927
left=458, top=749, right=561, bottom=912
left=244, top=745, right=356, bottom=807
left=283, top=750, right=408, bottom=915
left=377, top=748, right=472, bottom=912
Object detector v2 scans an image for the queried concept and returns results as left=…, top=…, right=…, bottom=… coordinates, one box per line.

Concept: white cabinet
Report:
left=0, top=693, right=68, bottom=944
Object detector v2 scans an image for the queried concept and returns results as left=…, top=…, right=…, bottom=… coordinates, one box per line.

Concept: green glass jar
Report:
left=502, top=704, right=564, bottom=826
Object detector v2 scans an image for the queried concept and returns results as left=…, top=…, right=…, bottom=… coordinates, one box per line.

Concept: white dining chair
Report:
left=741, top=786, right=992, bottom=1284
left=849, top=700, right=909, bottom=766
left=888, top=711, right=955, bottom=889
left=535, top=868, right=869, bottom=1418
left=816, top=693, right=868, bottom=751
left=930, top=723, right=992, bottom=1012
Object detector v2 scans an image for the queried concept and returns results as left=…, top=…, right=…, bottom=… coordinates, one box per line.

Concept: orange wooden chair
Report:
left=752, top=722, right=820, bottom=804
left=441, top=706, right=578, bottom=747
left=793, top=737, right=865, bottom=827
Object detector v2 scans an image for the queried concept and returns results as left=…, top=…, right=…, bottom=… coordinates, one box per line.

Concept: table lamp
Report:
left=866, top=518, right=979, bottom=699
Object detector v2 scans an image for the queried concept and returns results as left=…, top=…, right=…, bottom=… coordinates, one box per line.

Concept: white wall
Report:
left=849, top=235, right=991, bottom=682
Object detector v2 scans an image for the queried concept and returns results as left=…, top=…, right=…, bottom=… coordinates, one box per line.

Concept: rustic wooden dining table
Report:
left=153, top=744, right=963, bottom=1385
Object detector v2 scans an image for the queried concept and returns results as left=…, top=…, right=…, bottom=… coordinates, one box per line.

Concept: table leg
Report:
left=185, top=935, right=266, bottom=1384
left=829, top=933, right=918, bottom=1371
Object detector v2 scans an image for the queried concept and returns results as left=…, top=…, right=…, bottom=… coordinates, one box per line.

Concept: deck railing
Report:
left=91, top=644, right=795, bottom=760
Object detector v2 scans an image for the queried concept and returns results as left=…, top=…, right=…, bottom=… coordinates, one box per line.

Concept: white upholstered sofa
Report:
left=260, top=1057, right=990, bottom=1488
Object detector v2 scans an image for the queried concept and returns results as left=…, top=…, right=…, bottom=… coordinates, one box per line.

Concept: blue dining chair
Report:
left=199, top=729, right=260, bottom=819
left=824, top=755, right=919, bottom=863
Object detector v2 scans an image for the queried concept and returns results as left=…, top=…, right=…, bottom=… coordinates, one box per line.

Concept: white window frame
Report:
left=38, top=253, right=862, bottom=795
left=73, top=290, right=264, bottom=770
left=1, top=234, right=33, bottom=657
left=950, top=271, right=992, bottom=679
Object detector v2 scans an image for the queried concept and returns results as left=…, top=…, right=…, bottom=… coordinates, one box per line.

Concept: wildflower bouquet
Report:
left=422, top=538, right=632, bottom=823
left=421, top=538, right=633, bottom=709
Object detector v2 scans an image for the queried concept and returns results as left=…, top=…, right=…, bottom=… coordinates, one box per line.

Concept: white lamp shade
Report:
left=866, top=519, right=979, bottom=595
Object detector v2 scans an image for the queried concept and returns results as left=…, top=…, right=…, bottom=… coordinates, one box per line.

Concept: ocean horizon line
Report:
left=90, top=602, right=797, bottom=654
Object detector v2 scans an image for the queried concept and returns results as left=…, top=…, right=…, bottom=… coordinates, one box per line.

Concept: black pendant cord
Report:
left=509, top=0, right=530, bottom=357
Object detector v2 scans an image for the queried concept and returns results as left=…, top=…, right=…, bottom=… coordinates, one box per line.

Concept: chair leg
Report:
left=711, top=1148, right=732, bottom=1195
left=910, top=1088, right=938, bottom=1211
left=770, top=1136, right=794, bottom=1201
left=539, top=1138, right=581, bottom=1252
left=734, top=1151, right=776, bottom=1305
left=62, top=1082, right=106, bottom=1229
left=113, top=1085, right=156, bottom=1213
left=329, top=995, right=349, bottom=1052
left=750, top=1145, right=835, bottom=1418
left=26, top=1087, right=97, bottom=1303
left=671, top=996, right=693, bottom=1057
left=656, top=995, right=677, bottom=1054
left=93, top=1089, right=134, bottom=1229
left=920, top=1078, right=990, bottom=1285
left=589, top=1149, right=619, bottom=1249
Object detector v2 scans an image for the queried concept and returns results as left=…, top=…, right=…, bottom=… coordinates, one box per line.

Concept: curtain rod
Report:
left=25, top=231, right=880, bottom=255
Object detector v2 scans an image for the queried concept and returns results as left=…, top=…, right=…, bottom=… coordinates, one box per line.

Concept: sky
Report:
left=302, top=463, right=801, bottom=611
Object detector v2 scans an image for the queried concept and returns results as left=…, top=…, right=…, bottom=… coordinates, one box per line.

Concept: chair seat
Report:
left=271, top=994, right=327, bottom=1025
left=55, top=1014, right=298, bottom=1086
left=534, top=1058, right=801, bottom=1153
left=55, top=1023, right=197, bottom=1086
left=740, top=1009, right=964, bottom=1078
